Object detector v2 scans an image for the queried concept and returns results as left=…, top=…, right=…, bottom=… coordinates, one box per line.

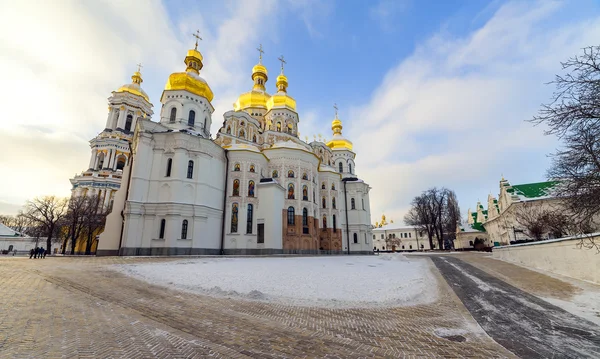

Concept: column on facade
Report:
left=93, top=150, right=100, bottom=170
left=102, top=189, right=112, bottom=209
left=116, top=107, right=126, bottom=129
left=89, top=148, right=96, bottom=169
left=112, top=151, right=120, bottom=170
left=107, top=149, right=114, bottom=170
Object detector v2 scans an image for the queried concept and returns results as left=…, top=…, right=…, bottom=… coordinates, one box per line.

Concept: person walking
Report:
left=29, top=248, right=34, bottom=259
left=39, top=247, right=45, bottom=259
left=34, top=247, right=39, bottom=259
left=13, top=249, right=17, bottom=256
left=43, top=249, right=47, bottom=258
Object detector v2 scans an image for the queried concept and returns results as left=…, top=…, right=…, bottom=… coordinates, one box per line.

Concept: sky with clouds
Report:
left=1, top=0, right=599, bottom=222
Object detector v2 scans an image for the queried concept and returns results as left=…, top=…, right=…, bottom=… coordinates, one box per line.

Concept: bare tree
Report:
left=63, top=195, right=89, bottom=255
left=530, top=46, right=600, bottom=239
left=405, top=194, right=436, bottom=249
left=405, top=187, right=460, bottom=250
left=80, top=195, right=109, bottom=255
left=515, top=203, right=548, bottom=241
left=23, top=196, right=68, bottom=254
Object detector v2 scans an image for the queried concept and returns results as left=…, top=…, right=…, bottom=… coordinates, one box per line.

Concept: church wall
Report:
left=342, top=181, right=373, bottom=253
left=223, top=150, right=269, bottom=252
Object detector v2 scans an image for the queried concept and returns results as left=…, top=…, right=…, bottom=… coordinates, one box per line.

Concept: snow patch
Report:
left=114, top=255, right=438, bottom=308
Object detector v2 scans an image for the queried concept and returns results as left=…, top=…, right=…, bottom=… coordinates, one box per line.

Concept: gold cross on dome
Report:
left=192, top=30, right=202, bottom=49
left=333, top=103, right=338, bottom=117
left=278, top=55, right=286, bottom=72
left=257, top=44, right=264, bottom=63
left=136, top=63, right=143, bottom=73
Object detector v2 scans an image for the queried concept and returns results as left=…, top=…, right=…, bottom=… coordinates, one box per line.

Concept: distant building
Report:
left=482, top=177, right=562, bottom=245
left=0, top=223, right=37, bottom=253
left=372, top=222, right=432, bottom=251
left=455, top=202, right=489, bottom=250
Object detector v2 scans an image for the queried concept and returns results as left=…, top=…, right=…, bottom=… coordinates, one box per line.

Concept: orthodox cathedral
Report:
left=71, top=39, right=373, bottom=256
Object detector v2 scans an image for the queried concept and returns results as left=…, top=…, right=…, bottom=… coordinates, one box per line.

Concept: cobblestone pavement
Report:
left=0, top=256, right=515, bottom=358
left=431, top=255, right=600, bottom=359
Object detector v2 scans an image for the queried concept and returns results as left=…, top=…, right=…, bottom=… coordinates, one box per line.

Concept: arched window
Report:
left=226, top=126, right=231, bottom=134
left=166, top=158, right=172, bottom=177
left=240, top=121, right=245, bottom=126
left=116, top=156, right=126, bottom=170
left=187, top=160, right=194, bottom=179
left=181, top=220, right=188, bottom=239
left=204, top=119, right=208, bottom=133
left=239, top=129, right=245, bottom=139
left=248, top=180, right=255, bottom=197
left=302, top=208, right=308, bottom=226
left=287, top=183, right=295, bottom=199
left=125, top=114, right=133, bottom=132
left=287, top=123, right=293, bottom=133
left=331, top=183, right=336, bottom=190
left=362, top=198, right=364, bottom=210
left=234, top=163, right=240, bottom=171
left=249, top=165, right=255, bottom=172
left=272, top=170, right=278, bottom=178
left=349, top=163, right=352, bottom=174
left=287, top=170, right=294, bottom=178
left=287, top=207, right=295, bottom=225
left=321, top=182, right=326, bottom=189
left=232, top=179, right=240, bottom=196
left=332, top=197, right=336, bottom=209
left=313, top=190, right=315, bottom=203
left=338, top=162, right=343, bottom=173
left=277, top=122, right=281, bottom=132
left=170, top=108, right=177, bottom=123
left=322, top=197, right=326, bottom=208
left=351, top=198, right=355, bottom=210
left=246, top=204, right=253, bottom=234
left=302, top=185, right=308, bottom=201
left=97, top=152, right=105, bottom=170
left=159, top=219, right=166, bottom=239
left=333, top=215, right=337, bottom=232
left=231, top=203, right=238, bottom=233
left=188, top=110, right=195, bottom=126
left=322, top=215, right=327, bottom=229
left=253, top=135, right=257, bottom=143
left=302, top=173, right=308, bottom=180
left=353, top=233, right=358, bottom=244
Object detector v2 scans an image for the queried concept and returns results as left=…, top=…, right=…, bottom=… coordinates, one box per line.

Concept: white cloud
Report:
left=0, top=0, right=281, bottom=209
left=348, top=1, right=600, bottom=223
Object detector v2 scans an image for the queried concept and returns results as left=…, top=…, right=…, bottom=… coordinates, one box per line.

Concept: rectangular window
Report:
left=257, top=224, right=264, bottom=243
left=246, top=204, right=253, bottom=234
left=381, top=234, right=384, bottom=239
left=409, top=232, right=411, bottom=238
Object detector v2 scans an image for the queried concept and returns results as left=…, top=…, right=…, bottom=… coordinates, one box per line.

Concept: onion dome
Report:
left=234, top=45, right=270, bottom=111
left=163, top=44, right=214, bottom=102
left=116, top=70, right=150, bottom=102
left=326, top=111, right=353, bottom=151
left=266, top=58, right=296, bottom=111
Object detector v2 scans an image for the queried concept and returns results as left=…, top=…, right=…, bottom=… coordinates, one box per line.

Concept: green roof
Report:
left=510, top=181, right=559, bottom=199
left=471, top=222, right=486, bottom=232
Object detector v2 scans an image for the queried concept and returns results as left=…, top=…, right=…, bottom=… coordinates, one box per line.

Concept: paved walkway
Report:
left=431, top=255, right=600, bottom=359
left=0, top=256, right=513, bottom=358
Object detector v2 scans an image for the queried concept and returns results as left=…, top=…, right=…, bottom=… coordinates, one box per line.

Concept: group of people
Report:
left=29, top=247, right=47, bottom=259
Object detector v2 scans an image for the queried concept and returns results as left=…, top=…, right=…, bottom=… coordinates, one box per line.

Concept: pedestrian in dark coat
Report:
left=43, top=249, right=47, bottom=258
left=29, top=248, right=34, bottom=259
left=39, top=247, right=45, bottom=259
left=34, top=247, right=39, bottom=259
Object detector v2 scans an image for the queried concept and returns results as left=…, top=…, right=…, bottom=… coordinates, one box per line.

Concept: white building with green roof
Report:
left=455, top=201, right=490, bottom=250
left=482, top=177, right=562, bottom=245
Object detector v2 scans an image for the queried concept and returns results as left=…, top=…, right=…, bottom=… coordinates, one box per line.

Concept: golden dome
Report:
left=252, top=63, right=268, bottom=78
left=266, top=68, right=295, bottom=111
left=234, top=90, right=270, bottom=111
left=233, top=51, right=270, bottom=111
left=116, top=70, right=149, bottom=101
left=163, top=46, right=214, bottom=102
left=326, top=113, right=353, bottom=151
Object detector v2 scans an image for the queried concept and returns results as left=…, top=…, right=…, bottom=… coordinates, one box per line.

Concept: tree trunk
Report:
left=85, top=232, right=92, bottom=255
left=70, top=232, right=77, bottom=255
left=46, top=224, right=54, bottom=255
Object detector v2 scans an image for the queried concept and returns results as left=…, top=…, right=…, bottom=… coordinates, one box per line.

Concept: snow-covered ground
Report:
left=115, top=254, right=439, bottom=308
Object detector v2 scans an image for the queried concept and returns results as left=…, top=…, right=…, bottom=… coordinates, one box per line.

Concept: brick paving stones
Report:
left=0, top=256, right=514, bottom=358
left=431, top=255, right=600, bottom=359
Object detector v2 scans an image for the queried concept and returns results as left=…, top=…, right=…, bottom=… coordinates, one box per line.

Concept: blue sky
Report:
left=1, top=0, right=600, bottom=222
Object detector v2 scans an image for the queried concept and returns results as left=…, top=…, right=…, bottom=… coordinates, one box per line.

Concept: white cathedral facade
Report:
left=70, top=42, right=373, bottom=256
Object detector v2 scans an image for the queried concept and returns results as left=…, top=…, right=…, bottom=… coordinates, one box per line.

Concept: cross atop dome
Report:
left=278, top=55, right=286, bottom=73
left=333, top=103, right=338, bottom=118
left=257, top=44, right=264, bottom=64
left=136, top=63, right=143, bottom=73
left=192, top=30, right=202, bottom=50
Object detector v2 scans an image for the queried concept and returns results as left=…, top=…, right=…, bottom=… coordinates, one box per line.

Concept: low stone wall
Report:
left=97, top=247, right=373, bottom=256
left=492, top=234, right=600, bottom=284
